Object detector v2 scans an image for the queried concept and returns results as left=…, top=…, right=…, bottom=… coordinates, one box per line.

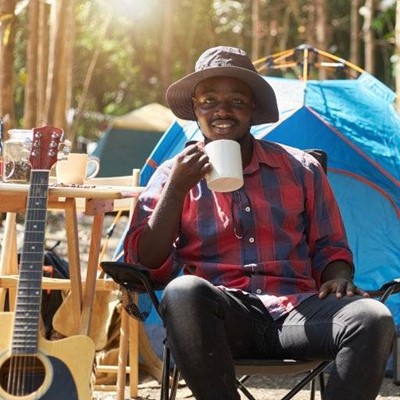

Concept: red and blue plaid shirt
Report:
left=124, top=138, right=353, bottom=319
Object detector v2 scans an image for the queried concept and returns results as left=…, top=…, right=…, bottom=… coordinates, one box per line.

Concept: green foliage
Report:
left=10, top=0, right=399, bottom=141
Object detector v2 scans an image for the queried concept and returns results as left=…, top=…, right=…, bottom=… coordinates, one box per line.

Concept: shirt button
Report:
left=249, top=237, right=255, bottom=243
left=256, top=289, right=262, bottom=294
left=245, top=207, right=251, bottom=212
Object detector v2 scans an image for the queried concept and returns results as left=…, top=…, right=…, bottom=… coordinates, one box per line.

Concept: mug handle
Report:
left=86, top=157, right=100, bottom=179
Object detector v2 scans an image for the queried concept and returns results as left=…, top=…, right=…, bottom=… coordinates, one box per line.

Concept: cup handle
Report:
left=86, top=157, right=100, bottom=179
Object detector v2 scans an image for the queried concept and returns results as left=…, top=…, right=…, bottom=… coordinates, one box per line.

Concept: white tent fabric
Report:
left=112, top=102, right=177, bottom=131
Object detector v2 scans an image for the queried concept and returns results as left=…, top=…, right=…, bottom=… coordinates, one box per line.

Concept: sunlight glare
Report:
left=104, top=0, right=153, bottom=20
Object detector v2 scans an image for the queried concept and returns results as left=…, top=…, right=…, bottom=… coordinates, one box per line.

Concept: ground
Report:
left=93, top=373, right=400, bottom=399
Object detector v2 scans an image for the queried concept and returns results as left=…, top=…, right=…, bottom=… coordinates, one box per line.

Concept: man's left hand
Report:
left=319, top=278, right=369, bottom=299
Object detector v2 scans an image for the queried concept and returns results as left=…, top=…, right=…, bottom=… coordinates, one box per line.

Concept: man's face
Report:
left=192, top=76, right=255, bottom=142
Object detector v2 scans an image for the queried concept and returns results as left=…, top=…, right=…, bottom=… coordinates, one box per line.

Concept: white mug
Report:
left=56, top=153, right=100, bottom=185
left=204, top=139, right=243, bottom=192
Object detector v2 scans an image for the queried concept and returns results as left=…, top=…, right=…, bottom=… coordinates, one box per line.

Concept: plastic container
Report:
left=3, top=129, right=33, bottom=183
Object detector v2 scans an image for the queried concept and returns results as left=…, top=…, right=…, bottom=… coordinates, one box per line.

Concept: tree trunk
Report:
left=160, top=0, right=173, bottom=96
left=65, top=1, right=74, bottom=131
left=350, top=0, right=361, bottom=69
left=37, top=1, right=50, bottom=125
left=0, top=0, right=17, bottom=133
left=278, top=4, right=293, bottom=53
left=252, top=0, right=260, bottom=60
left=306, top=0, right=317, bottom=47
left=315, top=0, right=328, bottom=79
left=23, top=0, right=39, bottom=128
left=44, top=0, right=69, bottom=130
left=363, top=0, right=375, bottom=74
left=68, top=11, right=112, bottom=147
left=315, top=0, right=327, bottom=50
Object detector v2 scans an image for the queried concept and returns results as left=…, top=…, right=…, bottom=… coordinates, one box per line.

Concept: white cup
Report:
left=204, top=139, right=243, bottom=192
left=56, top=153, right=100, bottom=185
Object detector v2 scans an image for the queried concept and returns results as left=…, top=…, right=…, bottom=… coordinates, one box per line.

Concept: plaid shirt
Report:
left=124, top=138, right=353, bottom=319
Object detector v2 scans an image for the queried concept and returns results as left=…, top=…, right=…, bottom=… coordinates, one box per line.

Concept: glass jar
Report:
left=3, top=129, right=33, bottom=183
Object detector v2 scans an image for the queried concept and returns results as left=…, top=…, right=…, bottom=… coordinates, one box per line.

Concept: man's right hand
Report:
left=137, top=143, right=211, bottom=268
left=168, top=143, right=212, bottom=195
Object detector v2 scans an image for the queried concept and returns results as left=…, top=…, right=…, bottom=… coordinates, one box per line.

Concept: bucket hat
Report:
left=166, top=46, right=279, bottom=125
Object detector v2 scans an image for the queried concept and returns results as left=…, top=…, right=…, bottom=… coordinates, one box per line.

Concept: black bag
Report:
left=15, top=241, right=70, bottom=339
left=41, top=242, right=69, bottom=338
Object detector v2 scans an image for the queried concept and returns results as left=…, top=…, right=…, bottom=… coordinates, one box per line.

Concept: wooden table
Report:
left=0, top=181, right=141, bottom=336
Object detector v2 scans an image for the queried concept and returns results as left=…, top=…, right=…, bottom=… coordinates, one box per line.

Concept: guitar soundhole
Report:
left=0, top=355, right=46, bottom=396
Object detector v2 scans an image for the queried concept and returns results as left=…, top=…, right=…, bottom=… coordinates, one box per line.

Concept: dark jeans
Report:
left=160, top=275, right=395, bottom=400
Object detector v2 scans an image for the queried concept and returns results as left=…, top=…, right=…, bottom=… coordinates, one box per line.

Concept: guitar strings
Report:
left=8, top=170, right=50, bottom=396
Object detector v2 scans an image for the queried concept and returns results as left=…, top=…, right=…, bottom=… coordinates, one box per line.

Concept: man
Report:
left=124, top=46, right=395, bottom=400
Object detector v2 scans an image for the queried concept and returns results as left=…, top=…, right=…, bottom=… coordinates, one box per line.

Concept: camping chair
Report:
left=100, top=261, right=400, bottom=400
left=100, top=149, right=400, bottom=399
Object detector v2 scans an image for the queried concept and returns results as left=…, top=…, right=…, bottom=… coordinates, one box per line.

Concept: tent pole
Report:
left=302, top=47, right=309, bottom=82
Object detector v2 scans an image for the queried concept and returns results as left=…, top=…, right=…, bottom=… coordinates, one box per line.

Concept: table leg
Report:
left=116, top=309, right=129, bottom=400
left=79, top=212, right=104, bottom=336
left=129, top=315, right=139, bottom=397
left=0, top=213, right=18, bottom=311
left=64, top=198, right=83, bottom=334
left=0, top=212, right=18, bottom=275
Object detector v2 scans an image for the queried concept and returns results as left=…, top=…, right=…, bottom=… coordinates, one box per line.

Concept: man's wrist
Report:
left=321, top=260, right=354, bottom=283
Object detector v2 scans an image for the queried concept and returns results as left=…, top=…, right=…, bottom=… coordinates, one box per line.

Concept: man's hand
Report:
left=138, top=143, right=211, bottom=269
left=319, top=260, right=369, bottom=299
left=169, top=143, right=212, bottom=195
left=319, top=278, right=369, bottom=299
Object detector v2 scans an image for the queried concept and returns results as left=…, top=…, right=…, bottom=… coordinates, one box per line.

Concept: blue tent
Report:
left=140, top=72, right=400, bottom=328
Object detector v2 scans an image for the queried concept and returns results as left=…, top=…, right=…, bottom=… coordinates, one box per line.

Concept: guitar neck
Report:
left=12, top=170, right=50, bottom=355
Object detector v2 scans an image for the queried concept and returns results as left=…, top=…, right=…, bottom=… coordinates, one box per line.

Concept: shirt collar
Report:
left=244, top=137, right=280, bottom=174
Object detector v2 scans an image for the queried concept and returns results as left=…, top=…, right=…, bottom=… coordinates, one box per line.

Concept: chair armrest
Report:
left=100, top=261, right=161, bottom=311
left=366, top=278, right=400, bottom=303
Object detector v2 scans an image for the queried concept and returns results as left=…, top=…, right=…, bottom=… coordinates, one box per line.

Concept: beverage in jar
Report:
left=3, top=129, right=33, bottom=183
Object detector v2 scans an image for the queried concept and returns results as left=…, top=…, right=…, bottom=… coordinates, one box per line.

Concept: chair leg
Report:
left=281, top=361, right=331, bottom=400
left=161, top=346, right=171, bottom=400
left=319, top=371, right=325, bottom=397
left=169, top=366, right=179, bottom=400
left=236, top=377, right=257, bottom=400
left=309, top=378, right=315, bottom=400
left=160, top=347, right=180, bottom=400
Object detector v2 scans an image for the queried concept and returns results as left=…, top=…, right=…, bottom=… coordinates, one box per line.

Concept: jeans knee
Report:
left=161, top=275, right=214, bottom=315
left=345, top=299, right=395, bottom=345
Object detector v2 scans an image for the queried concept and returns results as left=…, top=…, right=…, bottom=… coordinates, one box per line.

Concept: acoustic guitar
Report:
left=0, top=126, right=95, bottom=399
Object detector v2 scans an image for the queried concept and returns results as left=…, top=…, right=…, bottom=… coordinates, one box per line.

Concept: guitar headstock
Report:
left=29, top=126, right=63, bottom=170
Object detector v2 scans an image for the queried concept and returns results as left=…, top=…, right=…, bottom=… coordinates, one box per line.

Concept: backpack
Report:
left=41, top=242, right=70, bottom=338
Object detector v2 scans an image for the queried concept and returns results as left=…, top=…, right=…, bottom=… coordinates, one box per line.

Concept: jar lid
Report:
left=8, top=129, right=33, bottom=139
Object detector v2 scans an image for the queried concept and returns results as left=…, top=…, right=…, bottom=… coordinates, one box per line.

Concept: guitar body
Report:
left=0, top=312, right=95, bottom=400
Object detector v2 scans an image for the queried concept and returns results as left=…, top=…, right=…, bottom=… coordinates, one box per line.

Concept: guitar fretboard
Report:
left=12, top=170, right=50, bottom=355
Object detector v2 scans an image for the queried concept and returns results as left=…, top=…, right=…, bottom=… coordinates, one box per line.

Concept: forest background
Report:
left=0, top=0, right=399, bottom=148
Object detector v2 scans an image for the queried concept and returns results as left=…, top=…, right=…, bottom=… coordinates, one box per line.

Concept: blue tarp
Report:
left=140, top=73, right=400, bottom=328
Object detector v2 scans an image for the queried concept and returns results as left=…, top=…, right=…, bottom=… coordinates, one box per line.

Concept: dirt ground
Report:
left=93, top=373, right=400, bottom=399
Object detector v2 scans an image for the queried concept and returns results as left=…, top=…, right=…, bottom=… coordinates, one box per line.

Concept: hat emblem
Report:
left=197, top=56, right=234, bottom=70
